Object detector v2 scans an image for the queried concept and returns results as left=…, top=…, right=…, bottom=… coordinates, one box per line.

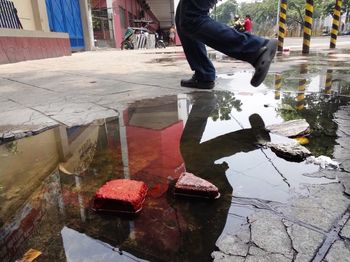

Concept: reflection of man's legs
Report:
left=180, top=92, right=217, bottom=150
left=176, top=0, right=277, bottom=88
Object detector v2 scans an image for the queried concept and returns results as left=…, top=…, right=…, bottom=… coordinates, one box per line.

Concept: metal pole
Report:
left=302, top=0, right=314, bottom=54
left=330, top=0, right=343, bottom=48
left=277, top=0, right=288, bottom=52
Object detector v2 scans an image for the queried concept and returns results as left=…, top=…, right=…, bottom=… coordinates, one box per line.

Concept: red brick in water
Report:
left=174, top=172, right=220, bottom=199
left=93, top=179, right=148, bottom=213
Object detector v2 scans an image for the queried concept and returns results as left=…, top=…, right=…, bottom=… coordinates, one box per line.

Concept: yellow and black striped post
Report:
left=330, top=0, right=343, bottom=48
left=302, top=0, right=314, bottom=54
left=278, top=0, right=288, bottom=52
left=274, top=74, right=282, bottom=99
left=324, top=69, right=333, bottom=95
left=296, top=64, right=308, bottom=111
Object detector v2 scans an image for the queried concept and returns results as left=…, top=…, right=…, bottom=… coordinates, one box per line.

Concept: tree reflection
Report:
left=277, top=93, right=348, bottom=156
left=210, top=90, right=242, bottom=121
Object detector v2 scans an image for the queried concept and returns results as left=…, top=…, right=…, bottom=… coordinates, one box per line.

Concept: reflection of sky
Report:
left=202, top=91, right=283, bottom=142
left=198, top=91, right=333, bottom=204
left=62, top=227, right=148, bottom=262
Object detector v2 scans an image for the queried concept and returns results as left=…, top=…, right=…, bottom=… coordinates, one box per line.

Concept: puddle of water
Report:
left=1, top=87, right=349, bottom=261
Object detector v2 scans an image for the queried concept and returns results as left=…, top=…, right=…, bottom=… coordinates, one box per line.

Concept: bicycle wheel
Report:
left=156, top=41, right=166, bottom=48
left=121, top=40, right=134, bottom=50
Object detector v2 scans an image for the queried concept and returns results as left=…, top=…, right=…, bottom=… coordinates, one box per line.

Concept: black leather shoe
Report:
left=250, top=39, right=278, bottom=87
left=181, top=75, right=215, bottom=89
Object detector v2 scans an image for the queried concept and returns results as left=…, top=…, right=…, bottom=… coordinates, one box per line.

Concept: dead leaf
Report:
left=19, top=249, right=42, bottom=262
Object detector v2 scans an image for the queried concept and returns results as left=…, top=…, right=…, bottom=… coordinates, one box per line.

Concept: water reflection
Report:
left=178, top=92, right=270, bottom=260
left=0, top=90, right=345, bottom=262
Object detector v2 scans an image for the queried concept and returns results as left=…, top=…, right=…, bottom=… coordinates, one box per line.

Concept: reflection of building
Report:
left=124, top=96, right=185, bottom=192
left=0, top=95, right=191, bottom=261
left=0, top=120, right=124, bottom=261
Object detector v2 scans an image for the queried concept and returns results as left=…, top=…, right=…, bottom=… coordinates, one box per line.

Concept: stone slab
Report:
left=324, top=240, right=350, bottom=262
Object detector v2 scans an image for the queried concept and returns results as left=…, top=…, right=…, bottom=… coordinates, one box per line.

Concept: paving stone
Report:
left=281, top=183, right=350, bottom=231
left=324, top=240, right=350, bottom=262
left=266, top=119, right=310, bottom=137
left=212, top=251, right=245, bottom=262
left=249, top=210, right=294, bottom=258
left=215, top=229, right=250, bottom=257
left=283, top=221, right=325, bottom=262
left=264, top=142, right=311, bottom=162
left=340, top=219, right=350, bottom=239
left=303, top=170, right=350, bottom=195
left=0, top=108, right=58, bottom=140
left=303, top=170, right=338, bottom=180
left=33, top=102, right=117, bottom=127
left=246, top=246, right=292, bottom=262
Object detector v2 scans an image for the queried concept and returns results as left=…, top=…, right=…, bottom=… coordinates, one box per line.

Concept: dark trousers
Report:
left=175, top=0, right=267, bottom=81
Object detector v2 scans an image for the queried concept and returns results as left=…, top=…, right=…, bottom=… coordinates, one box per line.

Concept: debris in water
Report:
left=174, top=172, right=220, bottom=200
left=92, top=179, right=148, bottom=214
left=294, top=136, right=310, bottom=145
left=17, top=248, right=42, bottom=262
left=306, top=156, right=340, bottom=169
left=266, top=119, right=310, bottom=138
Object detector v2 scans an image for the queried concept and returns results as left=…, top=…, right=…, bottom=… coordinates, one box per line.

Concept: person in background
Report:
left=169, top=25, right=176, bottom=46
left=231, top=15, right=245, bottom=33
left=244, top=15, right=253, bottom=33
left=175, top=0, right=277, bottom=89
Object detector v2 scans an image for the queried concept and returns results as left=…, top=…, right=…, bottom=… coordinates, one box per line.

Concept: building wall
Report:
left=12, top=0, right=36, bottom=30
left=0, top=29, right=71, bottom=64
left=12, top=0, right=49, bottom=31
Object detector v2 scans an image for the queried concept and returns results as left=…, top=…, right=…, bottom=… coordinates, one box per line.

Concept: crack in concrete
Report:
left=232, top=197, right=328, bottom=235
left=259, top=148, right=291, bottom=187
left=0, top=77, right=57, bottom=93
left=8, top=98, right=65, bottom=127
left=100, top=89, right=136, bottom=96
left=244, top=219, right=252, bottom=262
left=282, top=219, right=299, bottom=261
left=245, top=216, right=294, bottom=260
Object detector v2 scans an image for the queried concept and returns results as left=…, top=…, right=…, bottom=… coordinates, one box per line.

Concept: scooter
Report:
left=155, top=33, right=166, bottom=48
left=121, top=27, right=135, bottom=50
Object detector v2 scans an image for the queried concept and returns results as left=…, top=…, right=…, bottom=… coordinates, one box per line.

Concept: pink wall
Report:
left=0, top=37, right=71, bottom=64
left=112, top=0, right=160, bottom=48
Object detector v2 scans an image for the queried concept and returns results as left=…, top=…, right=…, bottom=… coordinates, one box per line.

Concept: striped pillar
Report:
left=296, top=64, right=307, bottom=111
left=330, top=0, right=343, bottom=48
left=274, top=74, right=282, bottom=99
left=302, top=0, right=314, bottom=54
left=278, top=0, right=288, bottom=52
left=324, top=69, right=333, bottom=95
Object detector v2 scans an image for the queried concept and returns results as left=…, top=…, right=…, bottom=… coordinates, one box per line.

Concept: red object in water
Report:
left=174, top=172, right=220, bottom=199
left=93, top=179, right=148, bottom=214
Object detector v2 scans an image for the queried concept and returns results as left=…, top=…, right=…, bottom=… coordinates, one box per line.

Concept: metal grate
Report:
left=0, top=0, right=22, bottom=29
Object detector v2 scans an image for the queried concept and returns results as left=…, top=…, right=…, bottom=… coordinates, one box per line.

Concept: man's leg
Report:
left=177, top=0, right=277, bottom=87
left=176, top=0, right=216, bottom=88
